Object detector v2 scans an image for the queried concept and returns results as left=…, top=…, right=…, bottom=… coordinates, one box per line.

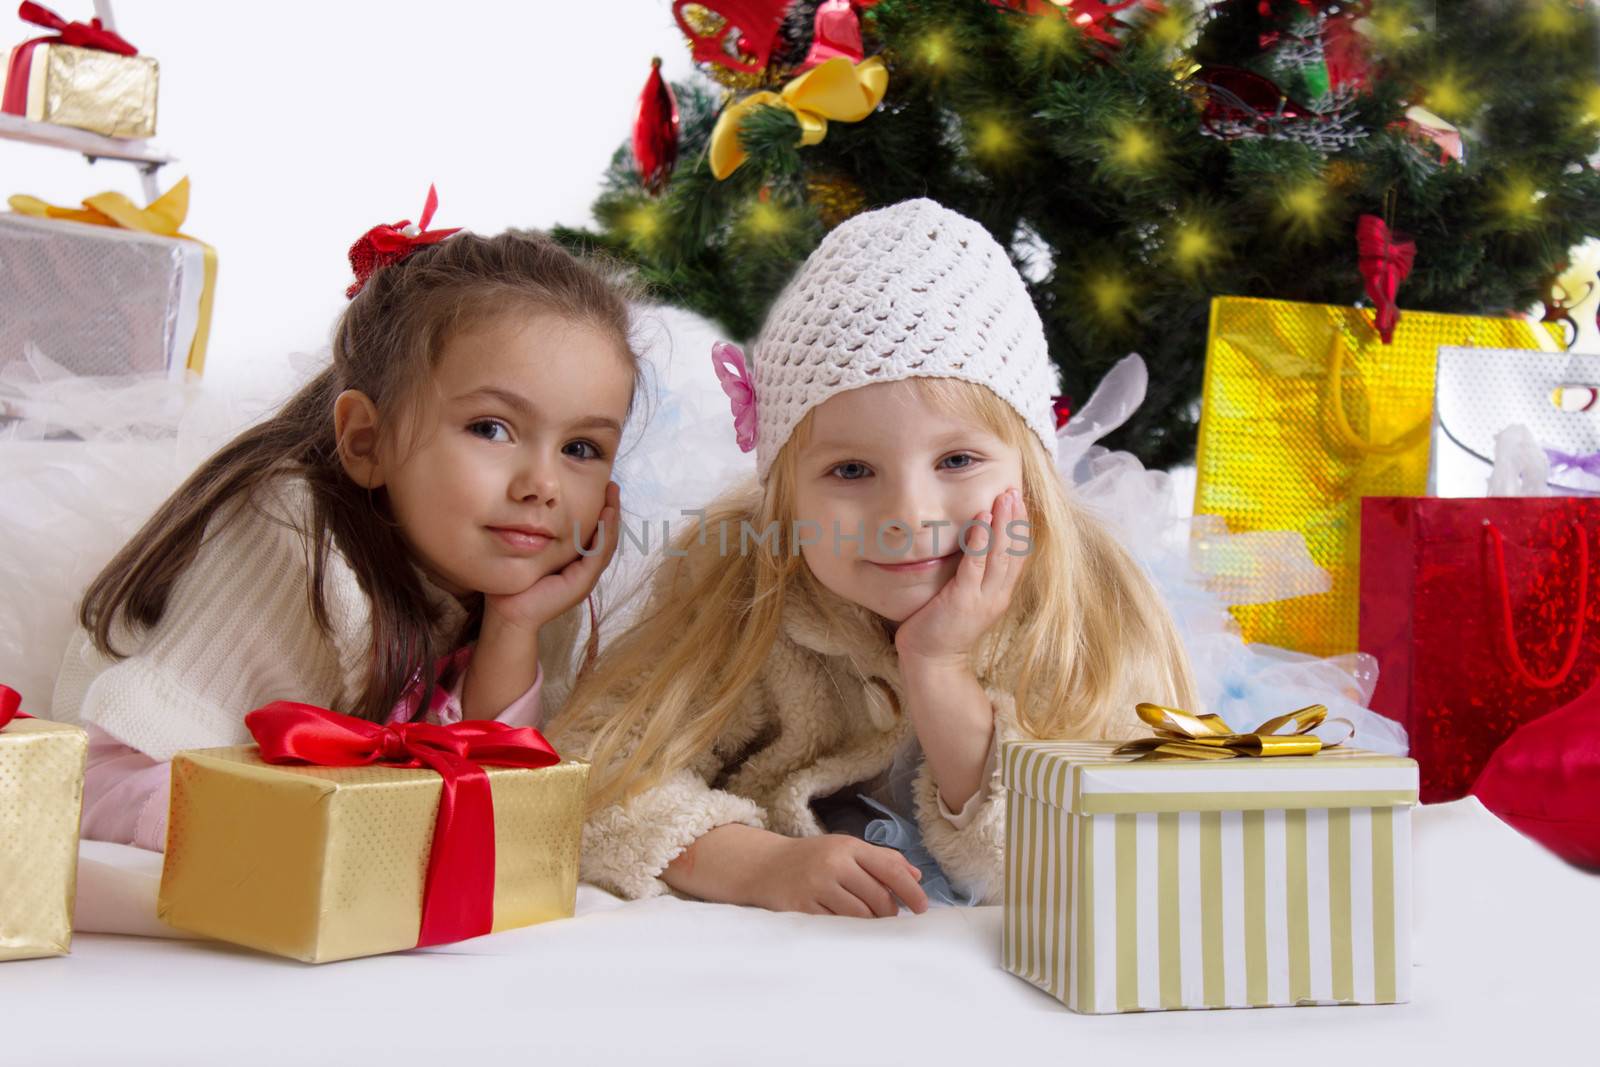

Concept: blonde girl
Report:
left=551, top=199, right=1197, bottom=913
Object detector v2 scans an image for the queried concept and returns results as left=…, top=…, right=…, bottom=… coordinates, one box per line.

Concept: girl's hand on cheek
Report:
left=893, top=487, right=1029, bottom=666
left=485, top=481, right=620, bottom=632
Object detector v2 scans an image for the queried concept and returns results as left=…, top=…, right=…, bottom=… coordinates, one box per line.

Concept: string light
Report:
left=1016, top=9, right=1077, bottom=60
left=1421, top=68, right=1480, bottom=122
left=1169, top=215, right=1223, bottom=274
left=1492, top=171, right=1547, bottom=228
left=1086, top=271, right=1135, bottom=321
left=620, top=200, right=665, bottom=249
left=969, top=113, right=1022, bottom=164
left=1275, top=178, right=1338, bottom=241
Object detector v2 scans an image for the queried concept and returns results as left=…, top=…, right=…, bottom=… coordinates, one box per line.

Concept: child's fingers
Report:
left=840, top=864, right=900, bottom=918
left=982, top=489, right=1025, bottom=596
left=956, top=509, right=994, bottom=590
left=858, top=846, right=929, bottom=914
left=819, top=884, right=875, bottom=919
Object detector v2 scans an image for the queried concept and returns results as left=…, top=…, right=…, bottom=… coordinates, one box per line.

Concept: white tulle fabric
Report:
left=0, top=315, right=1404, bottom=757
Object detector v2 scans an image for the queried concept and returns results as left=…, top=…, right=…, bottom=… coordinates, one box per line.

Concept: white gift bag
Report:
left=1430, top=341, right=1600, bottom=496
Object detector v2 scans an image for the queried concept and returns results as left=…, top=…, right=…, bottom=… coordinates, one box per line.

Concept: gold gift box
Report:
left=0, top=718, right=88, bottom=962
left=8, top=42, right=158, bottom=138
left=158, top=746, right=588, bottom=964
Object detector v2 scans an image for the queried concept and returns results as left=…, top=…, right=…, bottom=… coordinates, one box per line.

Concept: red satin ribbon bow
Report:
left=244, top=701, right=560, bottom=948
left=1356, top=214, right=1416, bottom=345
left=344, top=184, right=461, bottom=298
left=2, top=2, right=139, bottom=117
left=0, top=683, right=32, bottom=729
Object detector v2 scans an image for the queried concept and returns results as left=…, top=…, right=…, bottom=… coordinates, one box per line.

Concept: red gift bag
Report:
left=1361, top=497, right=1600, bottom=802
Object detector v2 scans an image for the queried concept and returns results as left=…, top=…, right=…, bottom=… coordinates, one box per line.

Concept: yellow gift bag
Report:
left=1193, top=297, right=1560, bottom=656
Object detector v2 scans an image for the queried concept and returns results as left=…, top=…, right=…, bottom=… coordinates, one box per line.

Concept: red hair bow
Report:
left=345, top=184, right=461, bottom=298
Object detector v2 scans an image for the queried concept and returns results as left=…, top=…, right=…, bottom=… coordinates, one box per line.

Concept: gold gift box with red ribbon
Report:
left=157, top=704, right=589, bottom=964
left=0, top=685, right=88, bottom=963
left=2, top=5, right=158, bottom=138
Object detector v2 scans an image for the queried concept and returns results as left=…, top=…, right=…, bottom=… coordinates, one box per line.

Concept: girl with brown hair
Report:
left=53, top=194, right=639, bottom=851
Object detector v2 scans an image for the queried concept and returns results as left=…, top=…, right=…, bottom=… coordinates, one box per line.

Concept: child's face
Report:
left=379, top=312, right=633, bottom=598
left=791, top=380, right=1025, bottom=625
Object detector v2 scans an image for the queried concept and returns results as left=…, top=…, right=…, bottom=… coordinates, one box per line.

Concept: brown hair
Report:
left=78, top=230, right=643, bottom=720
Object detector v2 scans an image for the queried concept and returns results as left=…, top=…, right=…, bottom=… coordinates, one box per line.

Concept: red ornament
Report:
left=989, top=0, right=1152, bottom=50
left=1052, top=395, right=1073, bottom=430
left=1198, top=65, right=1306, bottom=133
left=633, top=57, right=680, bottom=195
left=799, top=0, right=865, bottom=71
left=346, top=185, right=462, bottom=299
left=672, top=0, right=789, bottom=73
left=1355, top=214, right=1416, bottom=345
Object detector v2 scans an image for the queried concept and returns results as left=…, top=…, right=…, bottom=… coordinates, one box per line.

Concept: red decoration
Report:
left=990, top=0, right=1154, bottom=50
left=2, top=1, right=139, bottom=118
left=633, top=57, right=680, bottom=195
left=0, top=683, right=32, bottom=728
left=1051, top=395, right=1073, bottom=430
left=799, top=0, right=865, bottom=71
left=672, top=0, right=789, bottom=73
left=1475, top=680, right=1600, bottom=869
left=1199, top=65, right=1307, bottom=129
left=1355, top=214, right=1415, bottom=345
left=1360, top=497, right=1600, bottom=803
left=245, top=700, right=561, bottom=948
left=345, top=185, right=461, bottom=299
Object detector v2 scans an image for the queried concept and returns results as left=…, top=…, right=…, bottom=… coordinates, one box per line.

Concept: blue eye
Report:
left=939, top=452, right=978, bottom=470
left=830, top=461, right=871, bottom=481
left=564, top=440, right=604, bottom=461
left=467, top=419, right=511, bottom=443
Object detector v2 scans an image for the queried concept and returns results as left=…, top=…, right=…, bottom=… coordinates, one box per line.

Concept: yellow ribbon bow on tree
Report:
left=1114, top=702, right=1352, bottom=761
left=709, top=55, right=888, bottom=180
left=8, top=177, right=217, bottom=374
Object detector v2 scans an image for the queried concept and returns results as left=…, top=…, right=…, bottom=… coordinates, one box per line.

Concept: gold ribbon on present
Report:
left=8, top=177, right=217, bottom=374
left=709, top=55, right=888, bottom=180
left=1114, top=702, right=1352, bottom=761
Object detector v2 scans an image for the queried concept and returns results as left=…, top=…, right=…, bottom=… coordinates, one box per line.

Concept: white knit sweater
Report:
left=548, top=486, right=1028, bottom=905
left=51, top=476, right=579, bottom=762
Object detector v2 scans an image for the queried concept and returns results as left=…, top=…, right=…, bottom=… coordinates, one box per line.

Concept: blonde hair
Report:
left=560, top=377, right=1198, bottom=812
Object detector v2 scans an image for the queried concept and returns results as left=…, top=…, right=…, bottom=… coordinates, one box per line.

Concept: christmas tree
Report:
left=554, top=0, right=1600, bottom=467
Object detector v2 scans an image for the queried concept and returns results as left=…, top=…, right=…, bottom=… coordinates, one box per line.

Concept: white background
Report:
left=1, top=0, right=699, bottom=397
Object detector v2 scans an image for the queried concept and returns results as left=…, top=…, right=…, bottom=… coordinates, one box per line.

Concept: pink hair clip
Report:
left=712, top=340, right=757, bottom=453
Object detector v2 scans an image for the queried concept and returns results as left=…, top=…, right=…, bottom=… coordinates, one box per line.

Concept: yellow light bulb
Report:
left=918, top=30, right=958, bottom=72
left=1149, top=10, right=1189, bottom=48
left=621, top=202, right=663, bottom=248
left=1495, top=174, right=1546, bottom=224
left=1172, top=221, right=1219, bottom=272
left=1111, top=124, right=1158, bottom=169
left=1581, top=83, right=1600, bottom=126
left=1087, top=273, right=1134, bottom=319
left=1022, top=12, right=1074, bottom=54
left=742, top=198, right=791, bottom=238
left=1525, top=0, right=1580, bottom=38
left=1424, top=70, right=1477, bottom=121
left=971, top=116, right=1019, bottom=163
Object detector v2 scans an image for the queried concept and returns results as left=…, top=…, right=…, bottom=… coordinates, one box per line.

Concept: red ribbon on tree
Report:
left=1356, top=214, right=1415, bottom=345
left=2, top=2, right=139, bottom=117
left=345, top=185, right=461, bottom=299
left=0, top=683, right=32, bottom=729
left=632, top=57, right=679, bottom=196
left=244, top=701, right=561, bottom=948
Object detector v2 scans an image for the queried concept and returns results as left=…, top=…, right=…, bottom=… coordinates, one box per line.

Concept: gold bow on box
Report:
left=1114, top=702, right=1351, bottom=761
left=9, top=177, right=217, bottom=374
left=709, top=55, right=888, bottom=179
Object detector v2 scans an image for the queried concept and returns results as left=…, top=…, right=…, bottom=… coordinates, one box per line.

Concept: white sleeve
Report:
left=65, top=497, right=358, bottom=762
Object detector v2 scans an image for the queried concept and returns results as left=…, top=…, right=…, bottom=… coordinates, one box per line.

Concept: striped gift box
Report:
left=1001, top=741, right=1418, bottom=1013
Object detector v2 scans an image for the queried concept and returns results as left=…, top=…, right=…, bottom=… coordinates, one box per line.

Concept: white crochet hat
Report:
left=711, top=198, right=1061, bottom=483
